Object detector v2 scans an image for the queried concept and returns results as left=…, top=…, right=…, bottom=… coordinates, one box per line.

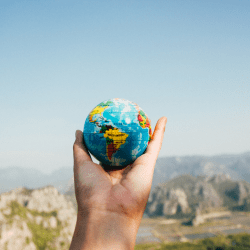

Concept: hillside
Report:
left=146, top=173, right=250, bottom=218
left=0, top=186, right=76, bottom=250
left=2, top=174, right=250, bottom=249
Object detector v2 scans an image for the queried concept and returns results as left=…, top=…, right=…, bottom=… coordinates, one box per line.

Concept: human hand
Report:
left=70, top=116, right=167, bottom=250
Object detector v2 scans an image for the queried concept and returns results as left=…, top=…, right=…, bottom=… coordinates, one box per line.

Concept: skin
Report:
left=69, top=116, right=167, bottom=250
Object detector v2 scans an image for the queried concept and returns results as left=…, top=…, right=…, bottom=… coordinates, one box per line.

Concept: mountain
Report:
left=1, top=151, right=249, bottom=199
left=63, top=151, right=250, bottom=213
left=0, top=185, right=76, bottom=250
left=0, top=167, right=73, bottom=194
left=145, top=173, right=250, bottom=219
left=151, top=151, right=250, bottom=189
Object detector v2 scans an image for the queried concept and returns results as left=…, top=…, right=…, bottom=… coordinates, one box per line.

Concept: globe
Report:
left=83, top=98, right=152, bottom=168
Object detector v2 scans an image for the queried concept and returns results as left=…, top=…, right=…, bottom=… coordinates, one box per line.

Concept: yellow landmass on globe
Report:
left=104, top=128, right=128, bottom=150
left=89, top=106, right=109, bottom=122
left=103, top=128, right=129, bottom=160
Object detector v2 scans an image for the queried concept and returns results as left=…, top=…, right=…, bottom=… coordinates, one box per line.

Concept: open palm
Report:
left=73, top=116, right=167, bottom=221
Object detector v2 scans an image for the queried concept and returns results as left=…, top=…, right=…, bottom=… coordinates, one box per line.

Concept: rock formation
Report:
left=225, top=182, right=248, bottom=205
left=193, top=181, right=222, bottom=208
left=146, top=186, right=190, bottom=217
left=145, top=174, right=250, bottom=218
left=0, top=186, right=77, bottom=250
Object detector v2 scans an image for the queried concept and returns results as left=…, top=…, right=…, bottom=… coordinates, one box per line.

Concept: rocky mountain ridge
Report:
left=1, top=172, right=250, bottom=249
left=0, top=186, right=76, bottom=250
left=145, top=173, right=250, bottom=219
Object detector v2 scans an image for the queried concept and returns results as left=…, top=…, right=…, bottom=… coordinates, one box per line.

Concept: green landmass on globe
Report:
left=83, top=98, right=152, bottom=167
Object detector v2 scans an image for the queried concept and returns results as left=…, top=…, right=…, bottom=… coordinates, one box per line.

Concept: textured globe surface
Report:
left=83, top=98, right=152, bottom=167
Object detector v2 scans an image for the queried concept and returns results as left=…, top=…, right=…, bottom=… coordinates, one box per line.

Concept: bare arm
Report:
left=69, top=117, right=167, bottom=250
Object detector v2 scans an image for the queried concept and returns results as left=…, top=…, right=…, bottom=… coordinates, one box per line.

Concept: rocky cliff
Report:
left=0, top=186, right=76, bottom=250
left=145, top=174, right=250, bottom=218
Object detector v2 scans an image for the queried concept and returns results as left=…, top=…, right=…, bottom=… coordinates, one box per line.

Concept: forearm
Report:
left=69, top=210, right=140, bottom=250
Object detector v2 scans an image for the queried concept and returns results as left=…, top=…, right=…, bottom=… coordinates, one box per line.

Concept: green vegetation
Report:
left=135, top=242, right=207, bottom=250
left=29, top=209, right=57, bottom=218
left=26, top=209, right=63, bottom=250
left=26, top=237, right=30, bottom=245
left=60, top=241, right=65, bottom=247
left=3, top=201, right=27, bottom=225
left=9, top=200, right=27, bottom=219
left=135, top=233, right=250, bottom=250
left=27, top=221, right=60, bottom=250
left=2, top=200, right=66, bottom=250
left=2, top=200, right=58, bottom=223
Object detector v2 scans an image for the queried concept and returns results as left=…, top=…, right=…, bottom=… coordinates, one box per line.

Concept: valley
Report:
left=136, top=211, right=250, bottom=244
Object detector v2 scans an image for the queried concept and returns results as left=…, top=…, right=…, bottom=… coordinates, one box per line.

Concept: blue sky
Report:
left=1, top=0, right=249, bottom=174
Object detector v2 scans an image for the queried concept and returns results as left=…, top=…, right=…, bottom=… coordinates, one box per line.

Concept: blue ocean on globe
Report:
left=83, top=98, right=152, bottom=167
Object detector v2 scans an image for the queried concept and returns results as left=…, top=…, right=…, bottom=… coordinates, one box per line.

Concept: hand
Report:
left=70, top=116, right=167, bottom=250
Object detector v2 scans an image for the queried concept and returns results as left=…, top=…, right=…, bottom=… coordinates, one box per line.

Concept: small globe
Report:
left=83, top=98, right=152, bottom=167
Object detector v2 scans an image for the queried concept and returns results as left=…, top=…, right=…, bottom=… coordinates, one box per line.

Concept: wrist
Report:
left=70, top=209, right=141, bottom=250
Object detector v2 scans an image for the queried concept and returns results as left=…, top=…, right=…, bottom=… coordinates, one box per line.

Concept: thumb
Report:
left=73, top=130, right=92, bottom=167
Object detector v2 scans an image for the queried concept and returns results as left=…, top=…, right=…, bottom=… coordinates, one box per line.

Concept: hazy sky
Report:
left=1, top=0, right=249, bottom=174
